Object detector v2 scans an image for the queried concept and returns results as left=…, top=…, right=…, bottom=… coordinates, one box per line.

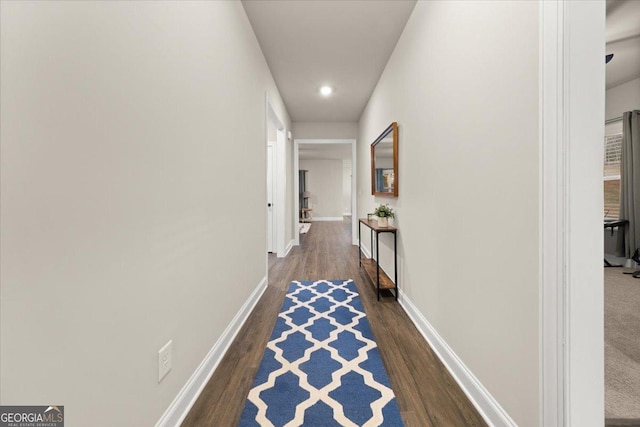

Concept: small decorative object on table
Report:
left=374, top=203, right=394, bottom=227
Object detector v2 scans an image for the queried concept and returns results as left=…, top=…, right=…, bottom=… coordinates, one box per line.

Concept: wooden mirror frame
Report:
left=371, top=122, right=398, bottom=197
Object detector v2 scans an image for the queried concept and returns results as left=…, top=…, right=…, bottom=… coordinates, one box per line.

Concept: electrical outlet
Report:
left=158, top=340, right=172, bottom=382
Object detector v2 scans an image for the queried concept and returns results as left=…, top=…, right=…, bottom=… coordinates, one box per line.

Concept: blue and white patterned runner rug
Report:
left=239, top=279, right=404, bottom=426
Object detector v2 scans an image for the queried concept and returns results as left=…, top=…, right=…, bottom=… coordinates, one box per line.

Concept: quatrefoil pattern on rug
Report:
left=239, top=279, right=404, bottom=427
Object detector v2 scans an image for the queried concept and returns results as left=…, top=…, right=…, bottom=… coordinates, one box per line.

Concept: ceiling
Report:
left=244, top=0, right=637, bottom=122
left=606, top=0, right=640, bottom=89
left=242, top=0, right=417, bottom=122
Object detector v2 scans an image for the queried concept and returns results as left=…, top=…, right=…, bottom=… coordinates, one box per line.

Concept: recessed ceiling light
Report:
left=320, top=85, right=333, bottom=96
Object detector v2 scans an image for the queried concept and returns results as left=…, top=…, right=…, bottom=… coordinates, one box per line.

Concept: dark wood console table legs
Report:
left=358, top=218, right=398, bottom=301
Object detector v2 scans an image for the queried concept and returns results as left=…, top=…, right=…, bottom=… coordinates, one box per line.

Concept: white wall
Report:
left=299, top=160, right=343, bottom=219
left=293, top=122, right=358, bottom=139
left=342, top=160, right=352, bottom=215
left=0, top=2, right=290, bottom=426
left=606, top=77, right=640, bottom=121
left=357, top=1, right=539, bottom=425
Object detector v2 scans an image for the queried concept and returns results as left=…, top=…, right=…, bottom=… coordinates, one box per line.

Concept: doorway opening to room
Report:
left=603, top=1, right=640, bottom=425
left=293, top=139, right=357, bottom=247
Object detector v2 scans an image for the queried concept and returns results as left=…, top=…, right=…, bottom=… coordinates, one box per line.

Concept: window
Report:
left=604, top=121, right=623, bottom=219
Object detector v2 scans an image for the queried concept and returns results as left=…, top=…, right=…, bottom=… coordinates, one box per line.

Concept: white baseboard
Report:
left=399, top=295, right=517, bottom=427
left=360, top=244, right=372, bottom=260
left=156, top=277, right=268, bottom=427
left=313, top=217, right=344, bottom=221
left=285, top=239, right=294, bottom=257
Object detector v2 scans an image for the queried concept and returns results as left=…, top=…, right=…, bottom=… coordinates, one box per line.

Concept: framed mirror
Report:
left=371, top=122, right=398, bottom=197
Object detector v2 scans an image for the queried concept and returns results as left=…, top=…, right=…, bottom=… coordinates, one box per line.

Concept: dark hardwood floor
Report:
left=182, top=219, right=487, bottom=426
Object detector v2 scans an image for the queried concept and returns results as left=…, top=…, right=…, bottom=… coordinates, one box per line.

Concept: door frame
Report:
left=293, top=139, right=358, bottom=246
left=266, top=140, right=276, bottom=253
left=540, top=1, right=604, bottom=425
left=265, top=95, right=287, bottom=258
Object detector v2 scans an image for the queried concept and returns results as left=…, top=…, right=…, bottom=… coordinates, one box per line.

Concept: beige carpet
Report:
left=605, top=268, right=640, bottom=421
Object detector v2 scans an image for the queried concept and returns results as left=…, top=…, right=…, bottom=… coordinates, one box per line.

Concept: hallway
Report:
left=0, top=2, right=610, bottom=425
left=182, top=220, right=486, bottom=426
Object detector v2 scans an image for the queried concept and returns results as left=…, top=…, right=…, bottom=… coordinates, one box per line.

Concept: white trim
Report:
left=284, top=239, right=294, bottom=257
left=562, top=2, right=605, bottom=425
left=294, top=138, right=358, bottom=246
left=266, top=94, right=287, bottom=258
left=399, top=295, right=517, bottom=427
left=266, top=141, right=276, bottom=254
left=351, top=139, right=357, bottom=246
left=539, top=1, right=566, bottom=425
left=360, top=242, right=372, bottom=260
left=312, top=217, right=344, bottom=222
left=155, top=277, right=268, bottom=427
left=275, top=128, right=287, bottom=258
left=603, top=175, right=621, bottom=181
left=539, top=2, right=605, bottom=426
left=293, top=141, right=300, bottom=247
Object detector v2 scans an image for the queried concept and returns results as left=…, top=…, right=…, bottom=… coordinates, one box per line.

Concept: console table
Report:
left=358, top=218, right=398, bottom=301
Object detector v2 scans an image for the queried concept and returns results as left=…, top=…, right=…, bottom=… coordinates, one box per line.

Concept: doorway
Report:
left=267, top=138, right=276, bottom=253
left=603, top=1, right=640, bottom=424
left=293, top=139, right=357, bottom=246
left=265, top=96, right=287, bottom=258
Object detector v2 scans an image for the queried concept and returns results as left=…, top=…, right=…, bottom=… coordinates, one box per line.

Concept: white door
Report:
left=267, top=144, right=275, bottom=253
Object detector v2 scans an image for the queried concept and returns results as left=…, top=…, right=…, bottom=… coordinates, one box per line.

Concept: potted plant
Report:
left=374, top=204, right=394, bottom=227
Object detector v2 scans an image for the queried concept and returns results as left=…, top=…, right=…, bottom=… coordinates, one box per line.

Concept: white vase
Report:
left=378, top=217, right=388, bottom=227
